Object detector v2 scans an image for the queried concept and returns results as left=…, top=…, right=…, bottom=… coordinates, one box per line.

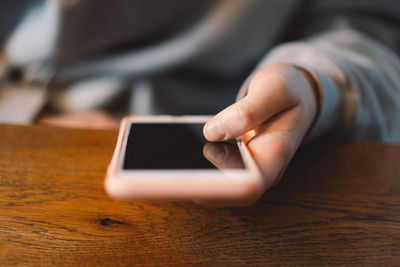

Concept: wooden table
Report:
left=0, top=124, right=399, bottom=266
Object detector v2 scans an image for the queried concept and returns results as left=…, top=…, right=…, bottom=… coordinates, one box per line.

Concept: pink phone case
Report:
left=104, top=116, right=264, bottom=200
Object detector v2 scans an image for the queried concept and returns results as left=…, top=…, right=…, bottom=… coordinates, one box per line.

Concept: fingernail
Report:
left=205, top=120, right=226, bottom=141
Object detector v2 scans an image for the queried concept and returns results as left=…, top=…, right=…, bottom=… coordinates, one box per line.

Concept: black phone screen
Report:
left=123, top=123, right=245, bottom=170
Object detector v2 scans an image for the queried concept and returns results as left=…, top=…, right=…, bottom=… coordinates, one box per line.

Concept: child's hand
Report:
left=203, top=62, right=318, bottom=205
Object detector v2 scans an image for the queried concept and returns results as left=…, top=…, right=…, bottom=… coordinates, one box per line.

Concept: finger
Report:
left=247, top=106, right=303, bottom=188
left=203, top=142, right=245, bottom=170
left=203, top=64, right=300, bottom=141
left=195, top=108, right=303, bottom=207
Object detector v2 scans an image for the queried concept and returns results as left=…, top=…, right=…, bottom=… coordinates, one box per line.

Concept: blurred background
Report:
left=0, top=0, right=247, bottom=129
left=0, top=0, right=399, bottom=129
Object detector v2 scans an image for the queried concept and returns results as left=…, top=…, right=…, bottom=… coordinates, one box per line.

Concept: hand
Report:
left=202, top=62, right=318, bottom=206
left=194, top=142, right=258, bottom=207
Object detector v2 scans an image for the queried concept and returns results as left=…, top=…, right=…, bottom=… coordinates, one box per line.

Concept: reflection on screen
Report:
left=123, top=123, right=245, bottom=170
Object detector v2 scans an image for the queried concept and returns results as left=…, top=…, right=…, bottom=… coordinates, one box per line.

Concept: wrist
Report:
left=293, top=65, right=322, bottom=141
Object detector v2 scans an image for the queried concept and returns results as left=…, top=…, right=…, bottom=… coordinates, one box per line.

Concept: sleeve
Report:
left=237, top=0, right=400, bottom=143
left=260, top=28, right=400, bottom=143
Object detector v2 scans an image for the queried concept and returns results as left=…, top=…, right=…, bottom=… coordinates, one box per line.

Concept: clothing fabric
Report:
left=1, top=0, right=400, bottom=142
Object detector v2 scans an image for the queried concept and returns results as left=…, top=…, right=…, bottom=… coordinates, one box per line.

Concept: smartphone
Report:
left=105, top=116, right=263, bottom=200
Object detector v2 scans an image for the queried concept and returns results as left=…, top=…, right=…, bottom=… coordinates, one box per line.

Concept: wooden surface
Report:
left=0, top=124, right=399, bottom=266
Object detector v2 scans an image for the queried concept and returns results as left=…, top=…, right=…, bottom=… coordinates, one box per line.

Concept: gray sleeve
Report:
left=238, top=1, right=400, bottom=143
left=262, top=29, right=400, bottom=143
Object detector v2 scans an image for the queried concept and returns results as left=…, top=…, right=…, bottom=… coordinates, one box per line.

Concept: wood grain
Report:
left=0, top=124, right=399, bottom=266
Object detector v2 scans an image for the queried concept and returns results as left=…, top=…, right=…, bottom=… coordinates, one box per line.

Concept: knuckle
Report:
left=249, top=65, right=293, bottom=100
left=272, top=72, right=292, bottom=99
left=248, top=69, right=269, bottom=91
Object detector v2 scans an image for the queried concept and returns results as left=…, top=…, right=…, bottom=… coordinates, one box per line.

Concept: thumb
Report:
left=203, top=64, right=299, bottom=141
